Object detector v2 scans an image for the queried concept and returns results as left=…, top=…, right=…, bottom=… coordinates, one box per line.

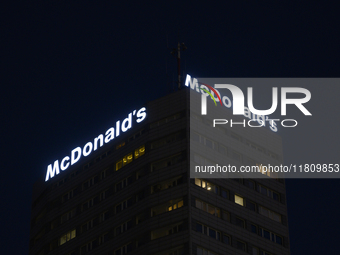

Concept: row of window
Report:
left=191, top=113, right=279, bottom=160
left=195, top=198, right=284, bottom=246
left=115, top=145, right=145, bottom=170
left=150, top=112, right=182, bottom=129
left=194, top=178, right=283, bottom=223
left=42, top=174, right=185, bottom=245
left=195, top=175, right=281, bottom=203
left=196, top=223, right=274, bottom=255
left=33, top=126, right=186, bottom=225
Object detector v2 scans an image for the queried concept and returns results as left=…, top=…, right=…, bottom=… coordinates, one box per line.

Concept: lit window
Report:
left=259, top=206, right=281, bottom=223
left=135, top=145, right=145, bottom=159
left=195, top=199, right=220, bottom=217
left=116, top=160, right=122, bottom=171
left=235, top=194, right=244, bottom=206
left=59, top=229, right=76, bottom=245
left=195, top=178, right=218, bottom=194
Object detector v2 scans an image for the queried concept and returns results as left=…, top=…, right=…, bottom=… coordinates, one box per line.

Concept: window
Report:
left=244, top=179, right=255, bottom=189
left=151, top=199, right=184, bottom=216
left=258, top=184, right=280, bottom=202
left=59, top=229, right=76, bottom=245
left=154, top=246, right=185, bottom=255
left=81, top=219, right=95, bottom=233
left=150, top=113, right=181, bottom=128
left=151, top=131, right=185, bottom=150
left=259, top=228, right=283, bottom=245
left=236, top=240, right=246, bottom=251
left=197, top=247, right=218, bottom=255
left=116, top=141, right=125, bottom=149
left=116, top=198, right=133, bottom=213
left=252, top=247, right=259, bottom=255
left=82, top=176, right=98, bottom=190
left=230, top=150, right=242, bottom=162
left=235, top=217, right=245, bottom=228
left=116, top=145, right=145, bottom=170
left=247, top=201, right=256, bottom=211
left=234, top=194, right=244, bottom=206
left=151, top=153, right=185, bottom=171
left=100, top=210, right=109, bottom=222
left=151, top=222, right=184, bottom=240
left=100, top=169, right=107, bottom=179
left=196, top=223, right=220, bottom=241
left=114, top=243, right=133, bottom=255
left=222, top=234, right=230, bottom=245
left=195, top=179, right=219, bottom=194
left=260, top=250, right=273, bottom=255
left=259, top=206, right=281, bottom=222
left=230, top=132, right=242, bottom=142
left=81, top=239, right=98, bottom=254
left=116, top=176, right=133, bottom=191
left=151, top=176, right=183, bottom=193
left=218, top=144, right=228, bottom=156
left=61, top=209, right=75, bottom=224
left=82, top=197, right=98, bottom=211
left=195, top=199, right=220, bottom=217
left=62, top=190, right=74, bottom=203
left=115, top=220, right=132, bottom=236
left=251, top=224, right=258, bottom=234
left=221, top=189, right=228, bottom=199
left=222, top=211, right=230, bottom=222
left=134, top=145, right=145, bottom=159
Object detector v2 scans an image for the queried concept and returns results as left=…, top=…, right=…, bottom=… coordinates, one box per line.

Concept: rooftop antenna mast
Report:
left=171, top=42, right=187, bottom=89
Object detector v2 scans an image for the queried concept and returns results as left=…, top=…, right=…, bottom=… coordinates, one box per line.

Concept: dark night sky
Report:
left=1, top=1, right=340, bottom=254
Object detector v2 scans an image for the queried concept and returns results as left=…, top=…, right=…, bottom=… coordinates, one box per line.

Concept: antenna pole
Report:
left=177, top=42, right=181, bottom=89
left=170, top=42, right=187, bottom=90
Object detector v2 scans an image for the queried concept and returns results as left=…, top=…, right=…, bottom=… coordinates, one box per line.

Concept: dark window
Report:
left=221, top=189, right=228, bottom=199
left=196, top=223, right=202, bottom=232
left=209, top=229, right=216, bottom=238
left=244, top=179, right=255, bottom=189
left=251, top=224, right=258, bottom=234
left=263, top=229, right=270, bottom=239
left=236, top=241, right=246, bottom=251
left=276, top=235, right=283, bottom=245
left=235, top=217, right=245, bottom=228
left=248, top=201, right=256, bottom=211
left=223, top=234, right=230, bottom=244
left=273, top=192, right=280, bottom=201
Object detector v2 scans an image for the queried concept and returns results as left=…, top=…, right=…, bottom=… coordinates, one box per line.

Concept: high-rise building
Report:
left=29, top=89, right=290, bottom=255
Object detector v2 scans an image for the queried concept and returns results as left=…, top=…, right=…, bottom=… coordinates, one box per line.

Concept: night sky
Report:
left=1, top=1, right=340, bottom=254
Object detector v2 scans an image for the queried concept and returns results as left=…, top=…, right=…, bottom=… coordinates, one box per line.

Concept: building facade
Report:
left=29, top=89, right=290, bottom=255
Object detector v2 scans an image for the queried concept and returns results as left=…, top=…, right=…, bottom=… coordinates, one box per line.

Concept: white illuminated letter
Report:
left=105, top=128, right=115, bottom=143
left=222, top=96, right=232, bottom=108
left=93, top=134, right=104, bottom=151
left=116, top=121, right=120, bottom=137
left=214, top=84, right=245, bottom=115
left=243, top=106, right=252, bottom=119
left=122, top=113, right=132, bottom=132
left=60, top=156, right=70, bottom=171
left=185, top=74, right=200, bottom=92
left=281, top=88, right=312, bottom=116
left=247, top=87, right=278, bottom=115
left=45, top=160, right=60, bottom=181
left=83, top=142, right=93, bottom=157
left=136, top=107, right=146, bottom=123
left=71, top=147, right=82, bottom=165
